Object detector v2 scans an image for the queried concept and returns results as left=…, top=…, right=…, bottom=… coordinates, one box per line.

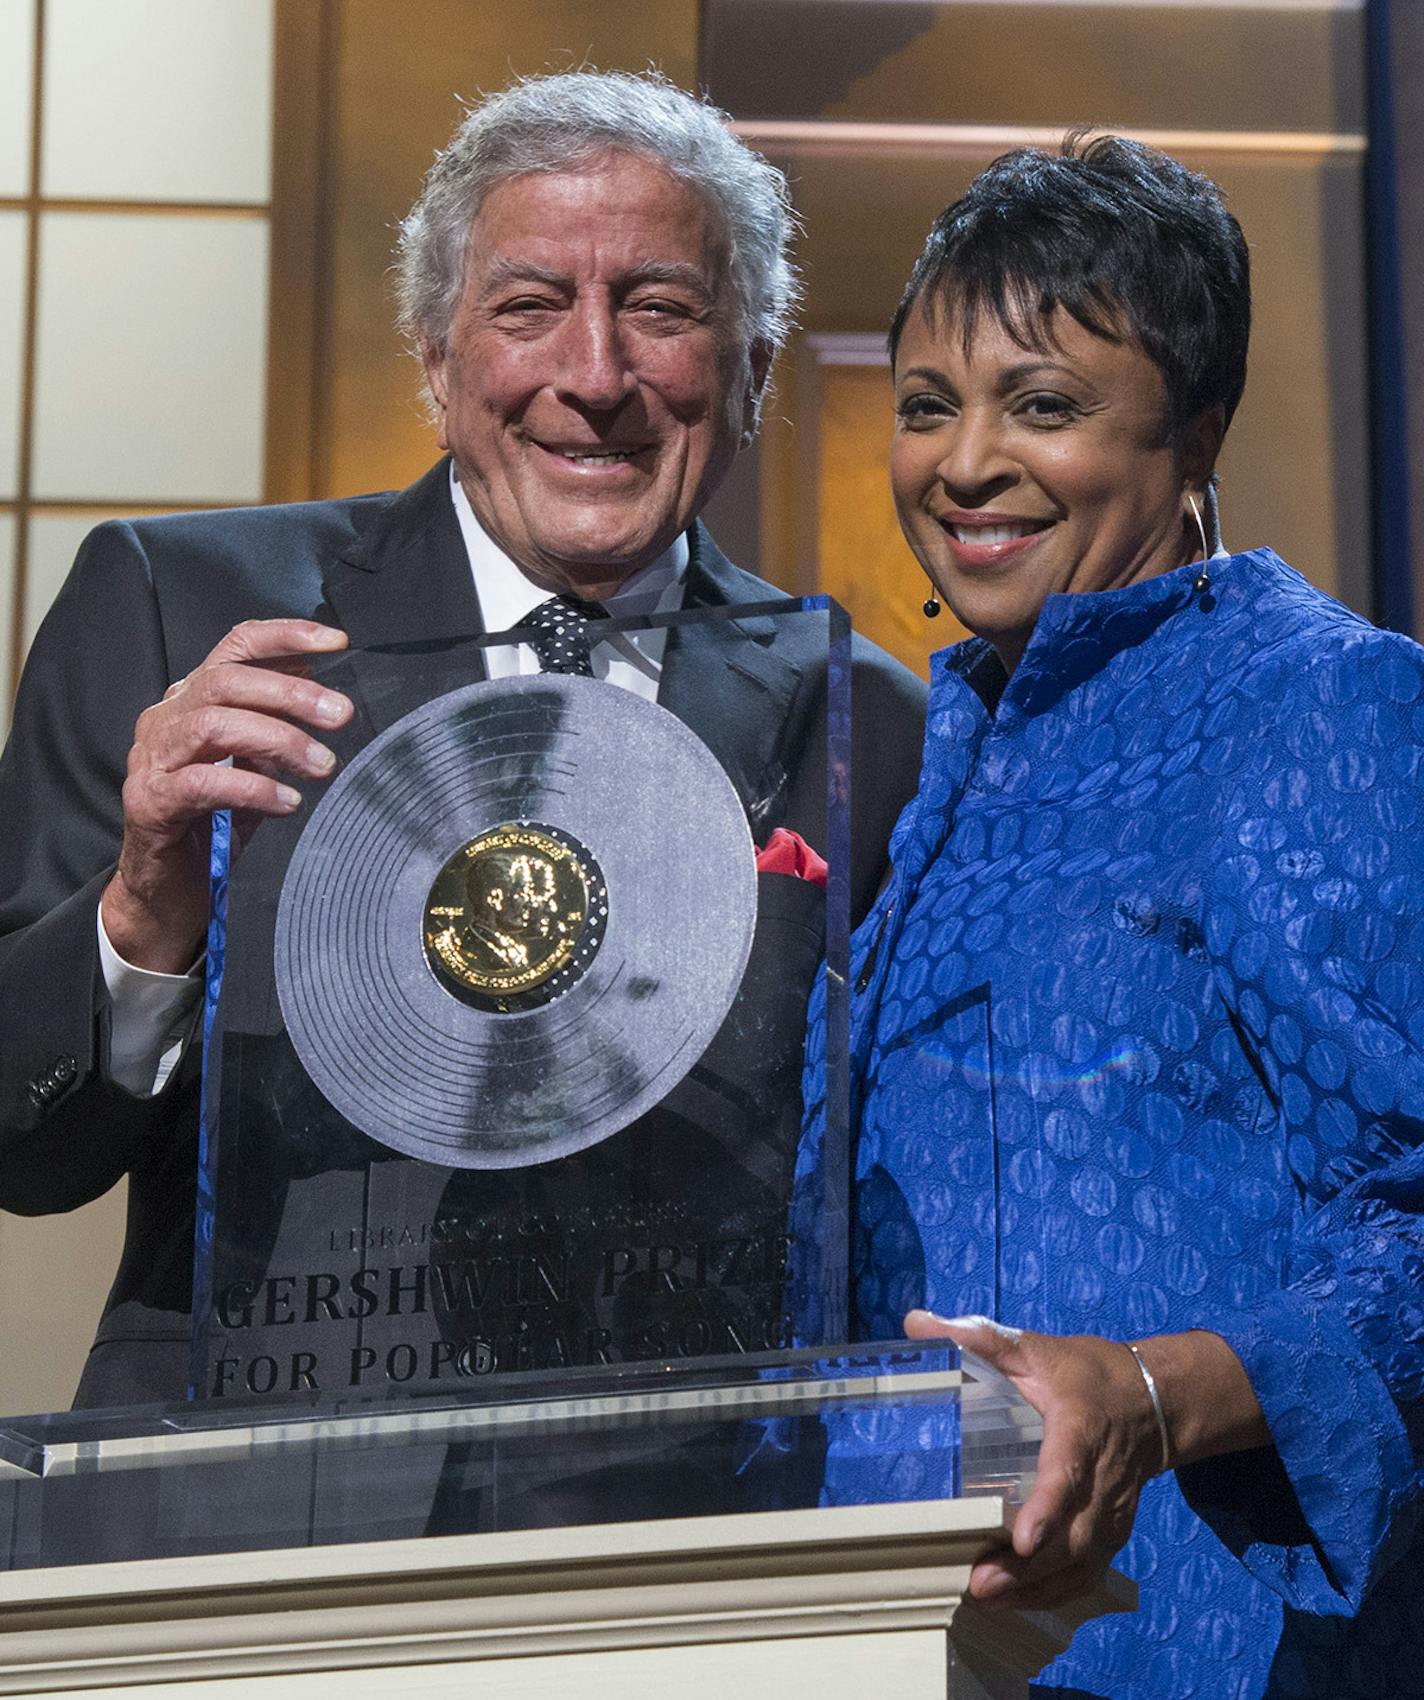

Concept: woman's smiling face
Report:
left=891, top=298, right=1219, bottom=673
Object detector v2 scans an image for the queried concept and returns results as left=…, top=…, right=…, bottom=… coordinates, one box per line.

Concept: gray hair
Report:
left=395, top=69, right=800, bottom=365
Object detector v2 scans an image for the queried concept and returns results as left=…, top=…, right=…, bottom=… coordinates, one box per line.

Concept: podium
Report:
left=0, top=1500, right=1132, bottom=1698
left=0, top=1344, right=1133, bottom=1696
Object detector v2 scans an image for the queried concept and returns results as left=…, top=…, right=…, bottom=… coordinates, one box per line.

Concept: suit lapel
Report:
left=319, top=486, right=805, bottom=808
left=660, top=524, right=804, bottom=834
left=319, top=458, right=488, bottom=734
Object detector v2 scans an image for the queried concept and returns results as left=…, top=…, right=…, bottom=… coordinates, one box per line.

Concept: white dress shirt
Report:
left=97, top=921, right=204, bottom=1095
left=98, top=469, right=690, bottom=1095
left=450, top=469, right=687, bottom=699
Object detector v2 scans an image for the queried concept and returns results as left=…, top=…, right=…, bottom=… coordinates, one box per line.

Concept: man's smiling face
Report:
left=423, top=150, right=763, bottom=598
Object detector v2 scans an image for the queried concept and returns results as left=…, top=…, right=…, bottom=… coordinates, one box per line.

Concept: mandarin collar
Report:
left=936, top=550, right=1245, bottom=720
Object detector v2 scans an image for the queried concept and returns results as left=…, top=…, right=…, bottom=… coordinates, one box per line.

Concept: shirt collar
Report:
left=936, top=551, right=1243, bottom=718
left=449, top=464, right=688, bottom=632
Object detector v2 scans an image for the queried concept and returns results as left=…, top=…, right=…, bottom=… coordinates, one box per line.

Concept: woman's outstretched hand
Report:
left=903, top=1310, right=1268, bottom=1610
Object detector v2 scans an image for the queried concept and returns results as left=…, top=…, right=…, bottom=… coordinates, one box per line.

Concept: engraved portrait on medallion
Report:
left=423, top=823, right=604, bottom=1003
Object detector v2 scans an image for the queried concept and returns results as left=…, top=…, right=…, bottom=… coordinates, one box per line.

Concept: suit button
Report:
left=27, top=1078, right=53, bottom=1108
left=50, top=1054, right=77, bottom=1086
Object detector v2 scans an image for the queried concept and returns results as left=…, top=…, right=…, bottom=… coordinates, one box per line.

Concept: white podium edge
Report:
left=0, top=1499, right=1136, bottom=1694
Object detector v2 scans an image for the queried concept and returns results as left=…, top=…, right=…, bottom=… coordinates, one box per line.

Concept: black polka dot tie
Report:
left=521, top=594, right=610, bottom=677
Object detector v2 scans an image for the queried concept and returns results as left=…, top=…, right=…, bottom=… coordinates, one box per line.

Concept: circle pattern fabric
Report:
left=521, top=594, right=609, bottom=676
left=796, top=550, right=1424, bottom=1699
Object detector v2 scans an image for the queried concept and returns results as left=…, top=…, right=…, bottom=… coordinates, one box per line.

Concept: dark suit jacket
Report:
left=0, top=459, right=927, bottom=1409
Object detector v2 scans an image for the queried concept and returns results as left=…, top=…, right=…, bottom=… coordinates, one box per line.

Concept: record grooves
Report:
left=275, top=676, right=756, bottom=1169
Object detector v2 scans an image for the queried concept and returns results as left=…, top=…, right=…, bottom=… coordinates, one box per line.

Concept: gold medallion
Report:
left=423, top=824, right=590, bottom=996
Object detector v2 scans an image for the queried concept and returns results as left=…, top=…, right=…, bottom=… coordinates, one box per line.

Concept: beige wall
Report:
left=0, top=0, right=275, bottom=1417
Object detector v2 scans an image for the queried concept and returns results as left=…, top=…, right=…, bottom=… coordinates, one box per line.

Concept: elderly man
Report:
left=0, top=71, right=926, bottom=1409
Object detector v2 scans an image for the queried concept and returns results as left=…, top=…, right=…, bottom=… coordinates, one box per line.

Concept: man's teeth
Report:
left=557, top=448, right=639, bottom=464
left=951, top=522, right=1044, bottom=545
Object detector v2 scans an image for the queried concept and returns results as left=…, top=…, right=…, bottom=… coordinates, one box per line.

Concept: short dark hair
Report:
left=888, top=133, right=1251, bottom=438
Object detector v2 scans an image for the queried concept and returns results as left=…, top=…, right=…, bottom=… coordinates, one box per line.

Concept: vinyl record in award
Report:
left=274, top=675, right=756, bottom=1169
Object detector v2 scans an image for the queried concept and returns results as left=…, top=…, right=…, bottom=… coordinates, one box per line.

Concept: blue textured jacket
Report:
left=798, top=550, right=1424, bottom=1698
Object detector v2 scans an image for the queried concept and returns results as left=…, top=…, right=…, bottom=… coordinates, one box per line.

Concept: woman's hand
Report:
left=904, top=1311, right=1268, bottom=1610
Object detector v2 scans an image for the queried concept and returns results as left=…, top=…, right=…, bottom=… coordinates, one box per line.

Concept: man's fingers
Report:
left=106, top=621, right=346, bottom=971
left=122, top=700, right=336, bottom=848
left=152, top=657, right=349, bottom=729
left=146, top=620, right=349, bottom=722
left=205, top=617, right=348, bottom=666
left=129, top=629, right=351, bottom=847
left=134, top=703, right=337, bottom=787
left=138, top=761, right=303, bottom=823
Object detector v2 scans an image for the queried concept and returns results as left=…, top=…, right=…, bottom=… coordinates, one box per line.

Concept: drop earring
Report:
left=922, top=575, right=941, bottom=619
left=1187, top=494, right=1211, bottom=595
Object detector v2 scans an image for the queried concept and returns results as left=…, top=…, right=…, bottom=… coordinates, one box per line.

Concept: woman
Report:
left=797, top=136, right=1424, bottom=1697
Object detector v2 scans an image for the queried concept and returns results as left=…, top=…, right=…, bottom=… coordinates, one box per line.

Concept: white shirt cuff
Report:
left=96, top=907, right=204, bottom=1096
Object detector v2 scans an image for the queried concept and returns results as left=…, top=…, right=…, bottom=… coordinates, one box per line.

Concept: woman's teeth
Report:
left=951, top=522, right=1044, bottom=545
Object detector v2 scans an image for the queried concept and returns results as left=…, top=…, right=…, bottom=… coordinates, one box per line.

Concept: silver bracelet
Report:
left=1128, top=1343, right=1172, bottom=1474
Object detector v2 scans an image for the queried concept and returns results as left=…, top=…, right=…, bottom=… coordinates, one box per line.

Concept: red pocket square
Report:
left=754, top=827, right=829, bottom=889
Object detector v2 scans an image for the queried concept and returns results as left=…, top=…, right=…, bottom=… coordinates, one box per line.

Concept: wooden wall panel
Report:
left=751, top=138, right=1370, bottom=634
left=269, top=0, right=699, bottom=505
left=817, top=361, right=969, bottom=676
left=703, top=0, right=1363, bottom=134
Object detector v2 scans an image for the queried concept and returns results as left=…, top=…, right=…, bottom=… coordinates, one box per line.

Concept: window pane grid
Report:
left=4, top=0, right=276, bottom=714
